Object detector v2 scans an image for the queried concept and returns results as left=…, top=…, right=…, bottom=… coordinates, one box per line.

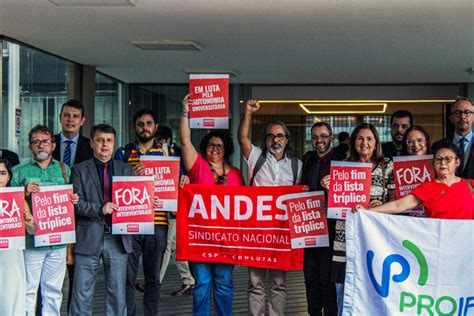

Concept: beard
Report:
left=268, top=143, right=284, bottom=155
left=137, top=133, right=155, bottom=143
left=35, top=151, right=50, bottom=162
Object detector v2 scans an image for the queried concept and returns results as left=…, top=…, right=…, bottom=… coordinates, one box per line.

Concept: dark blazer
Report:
left=432, top=137, right=474, bottom=179
left=71, top=158, right=134, bottom=256
left=52, top=133, right=93, bottom=165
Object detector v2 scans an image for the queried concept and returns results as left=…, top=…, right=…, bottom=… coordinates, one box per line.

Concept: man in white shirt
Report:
left=238, top=100, right=302, bottom=316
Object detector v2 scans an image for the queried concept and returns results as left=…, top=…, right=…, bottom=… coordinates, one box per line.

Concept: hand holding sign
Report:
left=103, top=202, right=118, bottom=215
left=182, top=93, right=191, bottom=112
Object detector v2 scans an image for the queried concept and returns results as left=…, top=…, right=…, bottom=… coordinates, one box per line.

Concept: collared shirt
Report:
left=93, top=157, right=114, bottom=203
left=245, top=145, right=302, bottom=186
left=114, top=140, right=183, bottom=225
left=60, top=132, right=80, bottom=166
left=11, top=158, right=70, bottom=250
left=453, top=132, right=473, bottom=170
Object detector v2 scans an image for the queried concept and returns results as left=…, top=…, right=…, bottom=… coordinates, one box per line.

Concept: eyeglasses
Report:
left=207, top=143, right=224, bottom=150
left=30, top=140, right=53, bottom=147
left=434, top=156, right=457, bottom=164
left=311, top=134, right=331, bottom=140
left=452, top=110, right=474, bottom=117
left=406, top=138, right=426, bottom=146
left=265, top=133, right=287, bottom=141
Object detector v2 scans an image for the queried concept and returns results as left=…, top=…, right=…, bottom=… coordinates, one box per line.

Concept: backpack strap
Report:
left=249, top=152, right=267, bottom=186
left=58, top=161, right=68, bottom=184
left=291, top=156, right=299, bottom=185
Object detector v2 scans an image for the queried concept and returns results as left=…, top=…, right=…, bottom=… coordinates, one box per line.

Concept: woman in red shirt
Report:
left=355, top=143, right=474, bottom=219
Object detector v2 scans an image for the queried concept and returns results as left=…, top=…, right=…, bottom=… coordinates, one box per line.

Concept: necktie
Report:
left=63, top=140, right=73, bottom=166
left=458, top=137, right=468, bottom=175
left=103, top=162, right=112, bottom=228
left=309, top=158, right=321, bottom=191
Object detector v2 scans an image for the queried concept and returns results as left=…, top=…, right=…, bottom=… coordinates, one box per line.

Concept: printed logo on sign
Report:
left=203, top=119, right=215, bottom=127
left=367, top=240, right=473, bottom=315
left=49, top=234, right=62, bottom=244
left=342, top=210, right=347, bottom=218
left=304, top=238, right=316, bottom=247
left=127, top=224, right=139, bottom=233
left=0, top=239, right=9, bottom=248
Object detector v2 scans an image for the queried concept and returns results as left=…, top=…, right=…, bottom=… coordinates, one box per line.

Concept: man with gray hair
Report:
left=238, top=100, right=302, bottom=316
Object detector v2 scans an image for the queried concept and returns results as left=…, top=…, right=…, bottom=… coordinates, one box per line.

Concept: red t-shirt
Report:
left=411, top=178, right=474, bottom=220
left=187, top=154, right=245, bottom=186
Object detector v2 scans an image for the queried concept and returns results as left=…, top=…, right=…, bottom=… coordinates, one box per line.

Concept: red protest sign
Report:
left=112, top=176, right=155, bottom=234
left=189, top=74, right=229, bottom=129
left=0, top=187, right=25, bottom=250
left=284, top=191, right=329, bottom=249
left=327, top=161, right=372, bottom=219
left=32, top=185, right=75, bottom=246
left=140, top=156, right=180, bottom=212
left=176, top=184, right=305, bottom=270
left=393, top=155, right=434, bottom=199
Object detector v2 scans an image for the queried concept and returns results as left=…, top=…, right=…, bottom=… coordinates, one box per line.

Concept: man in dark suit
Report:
left=52, top=99, right=93, bottom=167
left=432, top=97, right=474, bottom=178
left=382, top=110, right=413, bottom=159
left=51, top=99, right=93, bottom=313
left=70, top=124, right=133, bottom=316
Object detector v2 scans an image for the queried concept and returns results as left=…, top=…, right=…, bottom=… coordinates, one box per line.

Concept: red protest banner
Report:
left=112, top=176, right=155, bottom=234
left=284, top=191, right=329, bottom=249
left=32, top=185, right=75, bottom=246
left=327, top=161, right=372, bottom=219
left=189, top=74, right=229, bottom=129
left=176, top=184, right=305, bottom=270
left=140, top=156, right=180, bottom=212
left=393, top=155, right=435, bottom=216
left=0, top=187, right=25, bottom=250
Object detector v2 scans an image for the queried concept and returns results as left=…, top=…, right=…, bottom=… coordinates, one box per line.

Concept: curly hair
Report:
left=199, top=130, right=235, bottom=161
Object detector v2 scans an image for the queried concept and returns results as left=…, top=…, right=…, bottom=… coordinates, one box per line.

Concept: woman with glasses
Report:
left=402, top=125, right=431, bottom=156
left=355, top=143, right=474, bottom=220
left=0, top=158, right=37, bottom=314
left=179, top=94, right=245, bottom=315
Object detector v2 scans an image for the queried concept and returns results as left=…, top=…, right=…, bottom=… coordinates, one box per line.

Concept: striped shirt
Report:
left=114, top=141, right=181, bottom=226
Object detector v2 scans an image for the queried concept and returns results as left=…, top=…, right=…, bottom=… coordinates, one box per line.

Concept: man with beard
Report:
left=114, top=109, right=170, bottom=316
left=382, top=110, right=413, bottom=159
left=432, top=97, right=474, bottom=178
left=301, top=122, right=343, bottom=316
left=238, top=100, right=302, bottom=316
left=11, top=125, right=74, bottom=315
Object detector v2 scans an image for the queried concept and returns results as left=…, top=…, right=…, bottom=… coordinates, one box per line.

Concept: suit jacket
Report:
left=52, top=133, right=93, bottom=165
left=71, top=158, right=134, bottom=256
left=432, top=137, right=474, bottom=179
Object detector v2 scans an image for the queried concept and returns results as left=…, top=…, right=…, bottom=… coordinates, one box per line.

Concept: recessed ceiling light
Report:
left=49, top=0, right=136, bottom=7
left=131, top=40, right=201, bottom=51
left=184, top=69, right=237, bottom=77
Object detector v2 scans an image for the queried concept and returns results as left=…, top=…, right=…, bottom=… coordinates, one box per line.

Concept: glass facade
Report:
left=2, top=39, right=71, bottom=159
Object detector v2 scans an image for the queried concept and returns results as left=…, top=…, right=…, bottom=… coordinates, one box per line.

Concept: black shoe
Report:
left=171, top=284, right=193, bottom=296
left=135, top=282, right=145, bottom=293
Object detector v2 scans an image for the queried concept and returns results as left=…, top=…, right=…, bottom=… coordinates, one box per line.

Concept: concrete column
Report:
left=81, top=65, right=96, bottom=136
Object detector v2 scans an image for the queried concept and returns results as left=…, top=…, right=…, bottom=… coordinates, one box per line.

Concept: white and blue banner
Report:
left=344, top=210, right=474, bottom=316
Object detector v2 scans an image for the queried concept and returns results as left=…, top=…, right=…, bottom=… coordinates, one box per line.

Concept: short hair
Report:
left=390, top=110, right=414, bottom=126
left=402, top=125, right=431, bottom=155
left=338, top=132, right=350, bottom=143
left=156, top=125, right=173, bottom=143
left=450, top=97, right=473, bottom=113
left=311, top=122, right=333, bottom=135
left=90, top=124, right=116, bottom=139
left=349, top=123, right=383, bottom=162
left=28, top=125, right=54, bottom=144
left=432, top=142, right=460, bottom=160
left=199, top=130, right=235, bottom=161
left=0, top=158, right=13, bottom=186
left=60, top=99, right=85, bottom=117
left=133, top=109, right=158, bottom=126
left=262, top=120, right=294, bottom=157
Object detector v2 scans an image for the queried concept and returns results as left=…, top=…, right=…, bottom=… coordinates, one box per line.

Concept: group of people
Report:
left=0, top=96, right=473, bottom=316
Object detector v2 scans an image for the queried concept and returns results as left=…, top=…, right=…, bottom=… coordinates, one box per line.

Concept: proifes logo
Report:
left=127, top=224, right=139, bottom=233
left=367, top=239, right=473, bottom=315
left=0, top=239, right=9, bottom=248
left=49, top=234, right=62, bottom=244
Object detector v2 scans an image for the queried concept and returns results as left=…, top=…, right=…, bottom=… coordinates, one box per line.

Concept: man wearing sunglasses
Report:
left=238, top=100, right=302, bottom=316
left=432, top=97, right=474, bottom=178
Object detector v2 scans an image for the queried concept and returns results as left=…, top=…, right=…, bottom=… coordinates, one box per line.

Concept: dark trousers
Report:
left=126, top=225, right=168, bottom=316
left=303, top=247, right=338, bottom=316
left=67, top=263, right=74, bottom=312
